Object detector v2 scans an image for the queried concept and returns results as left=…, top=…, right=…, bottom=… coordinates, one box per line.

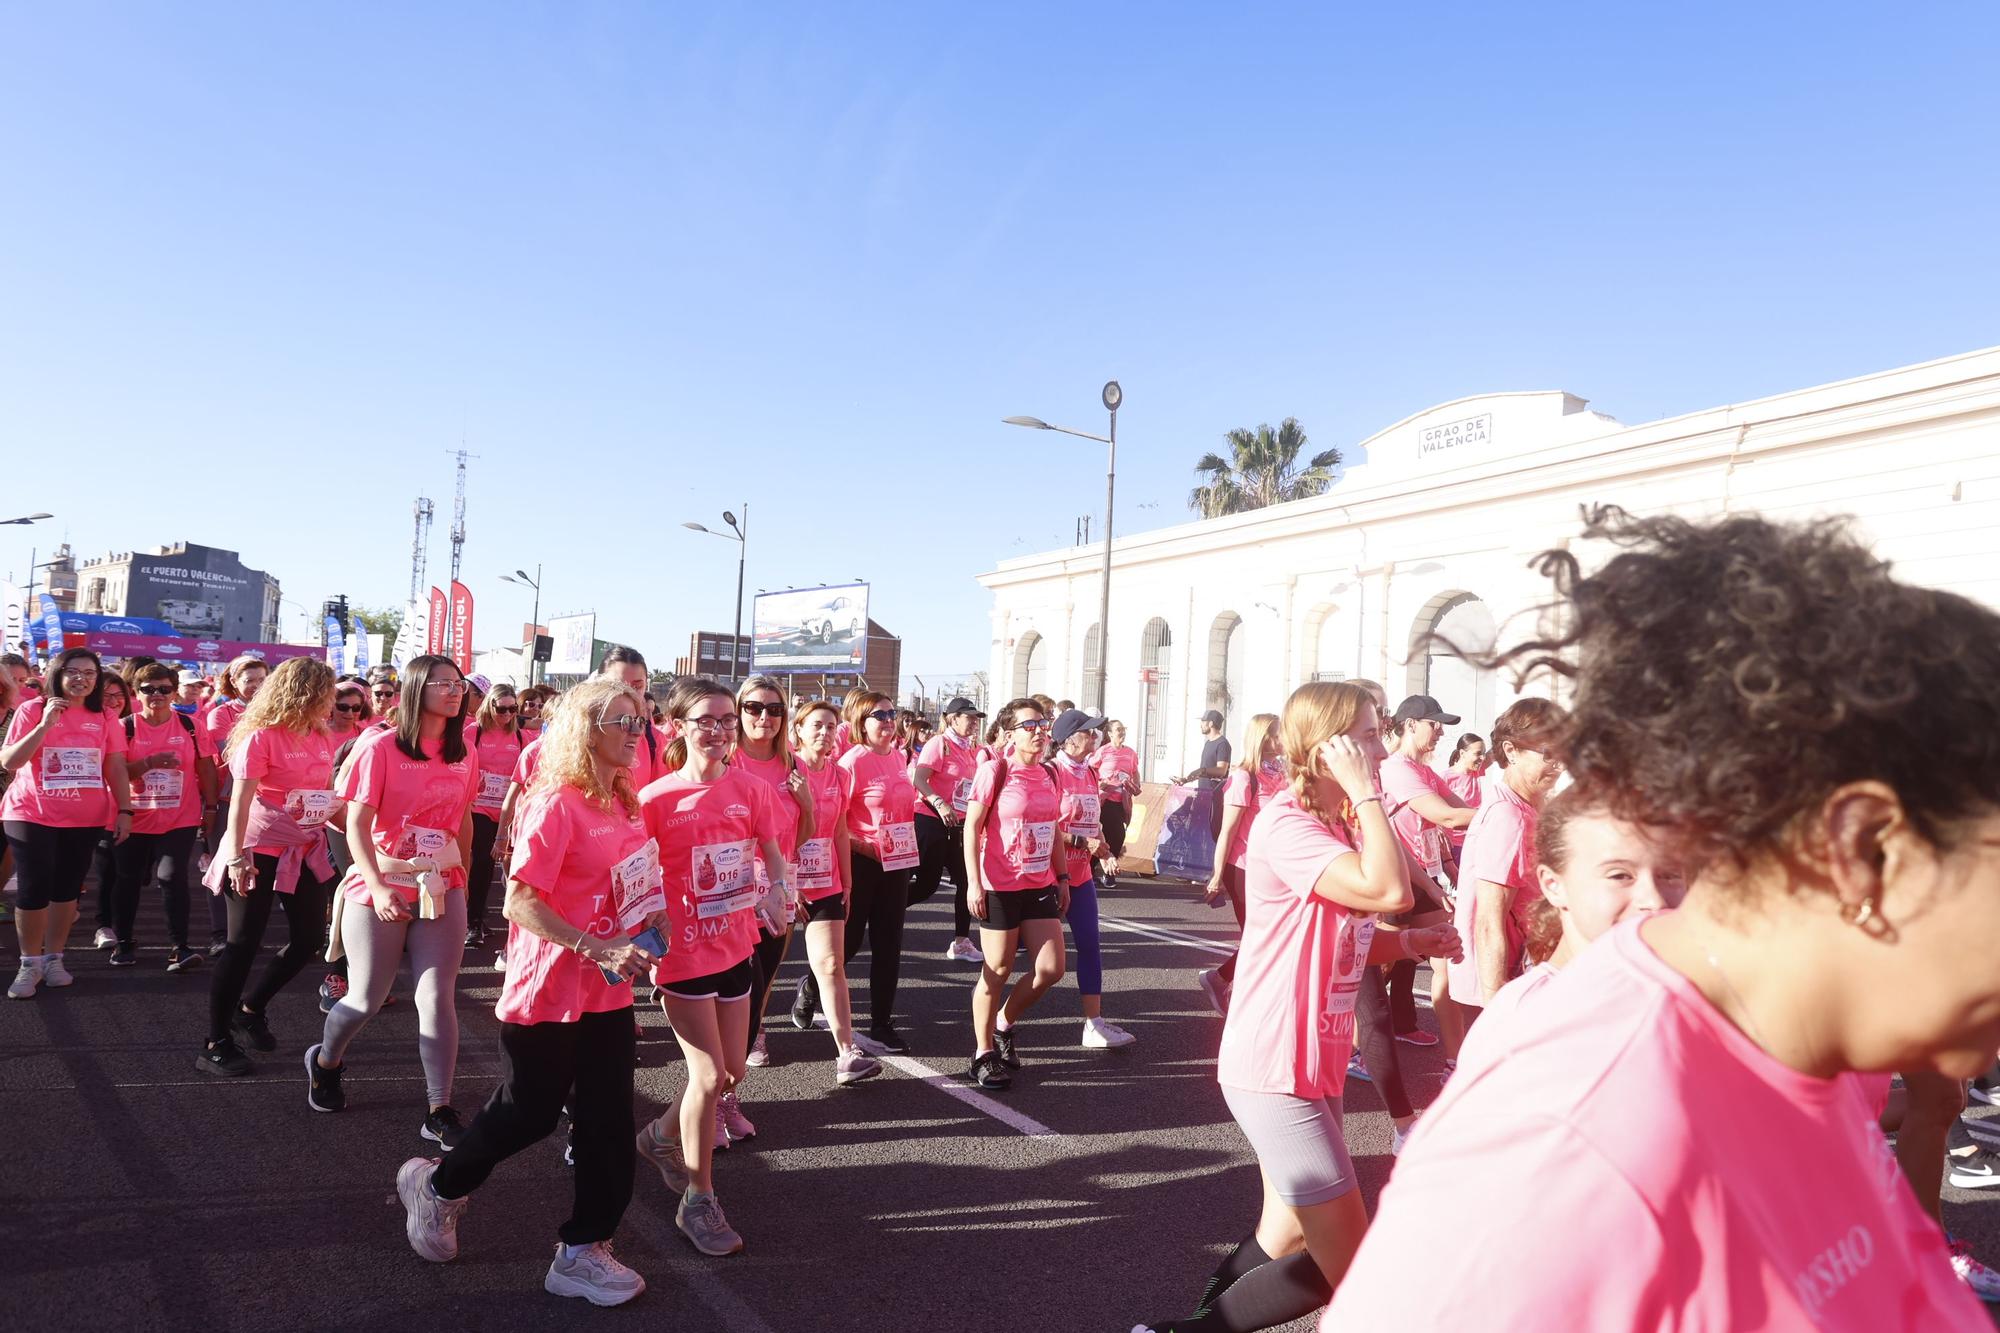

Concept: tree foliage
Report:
left=1188, top=418, right=1342, bottom=518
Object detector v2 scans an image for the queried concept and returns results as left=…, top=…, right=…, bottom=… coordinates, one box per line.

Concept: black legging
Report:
left=745, top=923, right=791, bottom=1051
left=91, top=832, right=119, bottom=930
left=907, top=814, right=967, bottom=934
left=1100, top=798, right=1130, bottom=862
left=112, top=825, right=200, bottom=949
left=467, top=812, right=501, bottom=933
left=1353, top=963, right=1413, bottom=1120
left=206, top=855, right=331, bottom=1043
left=802, top=854, right=910, bottom=1031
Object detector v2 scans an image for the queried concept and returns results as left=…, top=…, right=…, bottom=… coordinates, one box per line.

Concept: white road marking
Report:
left=868, top=1051, right=1061, bottom=1139
left=1098, top=914, right=1235, bottom=957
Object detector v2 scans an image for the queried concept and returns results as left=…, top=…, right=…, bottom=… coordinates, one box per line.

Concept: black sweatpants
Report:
left=907, top=815, right=968, bottom=936
left=112, top=825, right=200, bottom=949
left=467, top=813, right=501, bottom=934
left=433, top=1007, right=637, bottom=1245
left=92, top=832, right=119, bottom=929
left=746, top=924, right=791, bottom=1050
left=207, top=855, right=331, bottom=1043
left=802, top=854, right=910, bottom=1031
left=1101, top=798, right=1130, bottom=862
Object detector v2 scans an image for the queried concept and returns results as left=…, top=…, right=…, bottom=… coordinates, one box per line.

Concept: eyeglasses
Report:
left=425, top=679, right=468, bottom=693
left=688, top=714, right=740, bottom=734
left=1014, top=718, right=1052, bottom=732
left=137, top=685, right=176, bottom=697
left=334, top=702, right=365, bottom=713
left=492, top=705, right=518, bottom=715
left=596, top=714, right=648, bottom=736
left=740, top=700, right=785, bottom=718
left=62, top=668, right=99, bottom=681
left=865, top=709, right=898, bottom=724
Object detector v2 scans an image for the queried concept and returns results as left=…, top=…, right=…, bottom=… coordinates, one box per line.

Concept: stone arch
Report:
left=1406, top=592, right=1499, bottom=737
left=1011, top=629, right=1047, bottom=700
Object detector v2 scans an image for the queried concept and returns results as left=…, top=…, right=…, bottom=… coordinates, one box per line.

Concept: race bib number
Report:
left=1020, top=820, right=1055, bottom=876
left=1418, top=824, right=1445, bottom=878
left=610, top=837, right=664, bottom=928
left=952, top=778, right=974, bottom=813
left=40, top=746, right=101, bottom=791
left=1322, top=918, right=1377, bottom=1017
left=692, top=839, right=759, bottom=918
left=477, top=770, right=509, bottom=808
left=881, top=820, right=919, bottom=871
left=796, top=836, right=834, bottom=893
left=1068, top=793, right=1102, bottom=841
left=132, top=767, right=186, bottom=811
left=285, top=788, right=336, bottom=828
left=383, top=825, right=452, bottom=889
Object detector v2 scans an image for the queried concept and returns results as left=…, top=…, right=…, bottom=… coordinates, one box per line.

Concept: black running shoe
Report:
left=207, top=938, right=229, bottom=959
left=422, top=1105, right=467, bottom=1150
left=165, top=946, right=202, bottom=973
left=790, top=975, right=817, bottom=1031
left=305, top=1044, right=346, bottom=1113
left=866, top=1023, right=910, bottom=1056
left=992, top=1026, right=1020, bottom=1069
left=970, top=1051, right=1012, bottom=1090
left=108, top=945, right=138, bottom=967
left=234, top=1008, right=276, bottom=1052
left=196, top=1038, right=253, bottom=1077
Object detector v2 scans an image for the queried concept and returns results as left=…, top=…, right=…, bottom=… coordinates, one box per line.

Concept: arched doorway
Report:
left=1137, top=617, right=1172, bottom=782
left=1080, top=623, right=1103, bottom=712
left=1012, top=630, right=1047, bottom=700
left=1205, top=610, right=1245, bottom=745
left=1409, top=593, right=1498, bottom=740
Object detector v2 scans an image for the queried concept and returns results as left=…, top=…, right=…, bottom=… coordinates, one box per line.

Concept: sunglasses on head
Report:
left=138, top=684, right=175, bottom=697
left=741, top=700, right=785, bottom=718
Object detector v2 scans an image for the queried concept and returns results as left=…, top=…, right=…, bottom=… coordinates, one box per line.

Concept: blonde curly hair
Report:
left=226, top=657, right=335, bottom=759
left=529, top=677, right=644, bottom=816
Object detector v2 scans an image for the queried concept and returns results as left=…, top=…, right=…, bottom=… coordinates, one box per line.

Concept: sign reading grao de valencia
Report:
left=1418, top=413, right=1493, bottom=460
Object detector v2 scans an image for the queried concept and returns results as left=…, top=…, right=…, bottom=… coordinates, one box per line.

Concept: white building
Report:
left=980, top=346, right=2000, bottom=784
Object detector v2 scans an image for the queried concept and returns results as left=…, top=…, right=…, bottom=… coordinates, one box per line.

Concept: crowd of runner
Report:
left=4, top=506, right=1999, bottom=1327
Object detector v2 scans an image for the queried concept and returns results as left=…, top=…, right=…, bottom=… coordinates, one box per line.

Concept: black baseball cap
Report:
left=1052, top=708, right=1101, bottom=745
left=1392, top=694, right=1461, bottom=726
left=943, top=696, right=986, bottom=717
left=1200, top=709, right=1225, bottom=726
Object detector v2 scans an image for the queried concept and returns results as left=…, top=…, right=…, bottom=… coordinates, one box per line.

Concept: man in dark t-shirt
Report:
left=1179, top=709, right=1233, bottom=839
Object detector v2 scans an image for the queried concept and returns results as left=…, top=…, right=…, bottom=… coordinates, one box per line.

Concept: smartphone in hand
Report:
left=599, top=926, right=667, bottom=985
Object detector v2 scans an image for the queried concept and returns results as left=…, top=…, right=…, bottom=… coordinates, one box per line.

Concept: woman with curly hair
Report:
left=1325, top=509, right=1993, bottom=1329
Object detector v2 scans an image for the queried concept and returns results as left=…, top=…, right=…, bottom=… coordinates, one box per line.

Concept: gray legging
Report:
left=318, top=890, right=467, bottom=1108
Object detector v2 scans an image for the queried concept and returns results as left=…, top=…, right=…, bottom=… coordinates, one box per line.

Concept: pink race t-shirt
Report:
left=729, top=748, right=805, bottom=861
left=467, top=723, right=523, bottom=815
left=1444, top=768, right=1484, bottom=851
left=1220, top=763, right=1288, bottom=869
left=639, top=766, right=782, bottom=982
left=1090, top=743, right=1140, bottom=803
left=125, top=712, right=212, bottom=835
left=968, top=757, right=1063, bottom=893
left=335, top=726, right=478, bottom=903
left=791, top=757, right=852, bottom=901
left=1216, top=792, right=1372, bottom=1097
left=1380, top=752, right=1457, bottom=879
left=497, top=784, right=650, bottom=1025
left=202, top=697, right=247, bottom=756
left=915, top=732, right=983, bottom=820
left=512, top=734, right=544, bottom=788
left=0, top=697, right=130, bottom=828
left=1053, top=753, right=1102, bottom=885
left=1323, top=918, right=1984, bottom=1332
left=838, top=745, right=919, bottom=870
left=1448, top=773, right=1539, bottom=1005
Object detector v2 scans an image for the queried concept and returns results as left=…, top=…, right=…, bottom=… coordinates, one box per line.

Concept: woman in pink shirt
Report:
left=1447, top=697, right=1566, bottom=1008
left=198, top=656, right=337, bottom=1075
left=396, top=676, right=661, bottom=1307
left=200, top=654, right=268, bottom=952
left=1090, top=719, right=1139, bottom=887
left=831, top=689, right=921, bottom=1055
left=1325, top=509, right=1997, bottom=1331
left=2, top=648, right=135, bottom=999
left=1198, top=712, right=1281, bottom=1016
left=1052, top=709, right=1136, bottom=1049
left=111, top=662, right=219, bottom=971
left=464, top=683, right=524, bottom=951
left=910, top=696, right=987, bottom=964
left=728, top=675, right=812, bottom=1093
left=1137, top=681, right=1459, bottom=1333
left=310, top=655, right=479, bottom=1146
left=634, top=679, right=789, bottom=1259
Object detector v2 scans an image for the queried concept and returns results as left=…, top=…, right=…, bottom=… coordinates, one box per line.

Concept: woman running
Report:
left=465, top=683, right=524, bottom=950
left=727, top=675, right=808, bottom=1088
left=1051, top=709, right=1136, bottom=1048
left=1135, top=681, right=1460, bottom=1333
left=198, top=656, right=338, bottom=1074
left=1197, top=712, right=1282, bottom=1017
left=962, top=696, right=1070, bottom=1089
left=634, top=678, right=788, bottom=1257
left=784, top=698, right=884, bottom=1085
left=396, top=676, right=659, bottom=1306
left=1326, top=509, right=1994, bottom=1329
left=1091, top=719, right=1139, bottom=888
left=112, top=662, right=219, bottom=971
left=911, top=696, right=986, bottom=964
left=2, top=648, right=134, bottom=999
left=308, top=655, right=478, bottom=1148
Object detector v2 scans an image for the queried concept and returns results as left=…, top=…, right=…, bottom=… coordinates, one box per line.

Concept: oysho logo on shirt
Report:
left=1792, top=1225, right=1875, bottom=1319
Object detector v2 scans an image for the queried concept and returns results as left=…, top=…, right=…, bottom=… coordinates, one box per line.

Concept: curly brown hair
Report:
left=1484, top=506, right=2000, bottom=873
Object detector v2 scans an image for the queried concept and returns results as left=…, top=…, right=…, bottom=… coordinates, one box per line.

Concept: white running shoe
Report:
left=719, top=1089, right=756, bottom=1142
left=1392, top=1119, right=1417, bottom=1156
left=396, top=1157, right=466, bottom=1262
left=41, top=953, right=74, bottom=987
left=635, top=1120, right=690, bottom=1194
left=745, top=1034, right=770, bottom=1068
left=7, top=958, right=43, bottom=1000
left=1081, top=1017, right=1137, bottom=1049
left=93, top=927, right=118, bottom=950
left=1196, top=967, right=1229, bottom=1017
left=946, top=938, right=982, bottom=963
left=545, top=1240, right=646, bottom=1306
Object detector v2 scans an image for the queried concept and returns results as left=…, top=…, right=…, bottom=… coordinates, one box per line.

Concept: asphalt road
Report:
left=5, top=873, right=1997, bottom=1333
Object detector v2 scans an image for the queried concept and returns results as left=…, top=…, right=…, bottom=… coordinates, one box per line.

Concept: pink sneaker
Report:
left=718, top=1089, right=756, bottom=1142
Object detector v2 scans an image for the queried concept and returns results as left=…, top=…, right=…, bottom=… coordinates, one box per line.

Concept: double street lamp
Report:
left=682, top=507, right=748, bottom=684
left=500, top=565, right=543, bottom=685
left=1005, top=381, right=1121, bottom=710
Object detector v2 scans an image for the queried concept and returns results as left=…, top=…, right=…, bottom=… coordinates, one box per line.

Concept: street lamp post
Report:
left=682, top=506, right=748, bottom=685
left=500, top=565, right=543, bottom=685
left=7, top=514, right=53, bottom=655
left=1004, top=381, right=1121, bottom=710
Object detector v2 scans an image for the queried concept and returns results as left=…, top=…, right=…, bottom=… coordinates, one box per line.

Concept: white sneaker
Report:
left=745, top=1033, right=770, bottom=1068
left=93, top=927, right=118, bottom=949
left=1392, top=1120, right=1416, bottom=1156
left=1196, top=967, right=1229, bottom=1017
left=7, top=958, right=43, bottom=1000
left=41, top=953, right=74, bottom=987
left=635, top=1120, right=690, bottom=1194
left=396, top=1157, right=467, bottom=1262
left=545, top=1240, right=646, bottom=1306
left=1081, top=1017, right=1137, bottom=1049
left=946, top=938, right=982, bottom=963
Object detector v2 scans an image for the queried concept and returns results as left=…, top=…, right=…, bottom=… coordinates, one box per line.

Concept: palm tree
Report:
left=1188, top=418, right=1342, bottom=518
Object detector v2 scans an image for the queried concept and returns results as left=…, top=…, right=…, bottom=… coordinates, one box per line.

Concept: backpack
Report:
left=125, top=712, right=198, bottom=743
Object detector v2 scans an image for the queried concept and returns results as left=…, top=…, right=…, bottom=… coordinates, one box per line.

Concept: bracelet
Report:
left=1352, top=794, right=1383, bottom=809
left=571, top=927, right=588, bottom=955
left=118, top=809, right=134, bottom=817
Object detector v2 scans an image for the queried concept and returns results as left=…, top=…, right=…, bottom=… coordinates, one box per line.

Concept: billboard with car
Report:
left=752, top=583, right=869, bottom=673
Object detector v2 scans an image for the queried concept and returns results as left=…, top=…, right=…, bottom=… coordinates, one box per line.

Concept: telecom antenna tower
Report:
left=446, top=448, right=480, bottom=657
left=409, top=498, right=435, bottom=604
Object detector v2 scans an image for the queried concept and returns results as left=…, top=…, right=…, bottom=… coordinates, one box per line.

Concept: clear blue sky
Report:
left=5, top=4, right=1997, bottom=684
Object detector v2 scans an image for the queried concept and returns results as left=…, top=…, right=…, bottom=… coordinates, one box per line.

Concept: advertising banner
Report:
left=120, top=546, right=268, bottom=639
left=751, top=583, right=869, bottom=674
left=323, top=614, right=346, bottom=669
left=76, top=631, right=328, bottom=667
left=351, top=621, right=371, bottom=675
left=40, top=594, right=64, bottom=659
left=449, top=581, right=474, bottom=672
left=547, top=612, right=596, bottom=675
left=1151, top=783, right=1218, bottom=882
left=394, top=598, right=423, bottom=671
left=2, top=583, right=23, bottom=655
left=427, top=587, right=447, bottom=655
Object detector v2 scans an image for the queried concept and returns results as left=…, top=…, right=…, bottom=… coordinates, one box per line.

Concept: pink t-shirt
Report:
left=791, top=757, right=852, bottom=901
left=729, top=748, right=804, bottom=861
left=1220, top=763, right=1288, bottom=869
left=639, top=766, right=782, bottom=982
left=203, top=697, right=247, bottom=755
left=497, top=784, right=650, bottom=1025
left=1216, top=791, right=1372, bottom=1097
left=1448, top=773, right=1539, bottom=1005
left=1090, top=743, right=1140, bottom=803
left=1053, top=753, right=1101, bottom=884
left=838, top=745, right=919, bottom=870
left=335, top=726, right=478, bottom=903
left=1444, top=768, right=1484, bottom=851
left=1380, top=752, right=1456, bottom=879
left=968, top=756, right=1063, bottom=893
left=915, top=732, right=983, bottom=820
left=0, top=697, right=130, bottom=827
left=468, top=722, right=523, bottom=815
left=512, top=734, right=544, bottom=789
left=1323, top=918, right=1984, bottom=1332
left=125, top=711, right=212, bottom=835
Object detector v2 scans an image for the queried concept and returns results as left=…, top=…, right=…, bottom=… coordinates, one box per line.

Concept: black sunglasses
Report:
left=741, top=700, right=786, bottom=718
left=865, top=708, right=898, bottom=723
left=492, top=705, right=519, bottom=714
left=137, top=685, right=176, bottom=696
left=334, top=702, right=365, bottom=713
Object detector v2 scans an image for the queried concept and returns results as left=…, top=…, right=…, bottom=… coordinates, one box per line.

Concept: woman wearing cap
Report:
left=464, top=684, right=524, bottom=951
left=1051, top=708, right=1136, bottom=1049
left=1091, top=719, right=1139, bottom=888
left=2, top=647, right=134, bottom=999
left=1379, top=695, right=1476, bottom=1060
left=911, top=697, right=985, bottom=965
left=962, top=697, right=1071, bottom=1089
left=112, top=662, right=219, bottom=971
